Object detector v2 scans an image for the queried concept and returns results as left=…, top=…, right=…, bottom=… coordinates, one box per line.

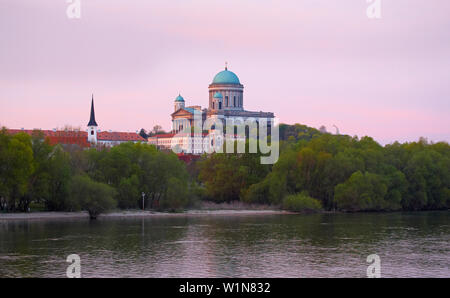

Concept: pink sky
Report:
left=1, top=0, right=449, bottom=144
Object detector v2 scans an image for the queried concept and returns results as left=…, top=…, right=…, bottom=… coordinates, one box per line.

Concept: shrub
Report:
left=282, top=192, right=322, bottom=212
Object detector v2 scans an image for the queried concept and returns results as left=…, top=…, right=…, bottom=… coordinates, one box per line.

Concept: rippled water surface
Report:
left=0, top=211, right=449, bottom=277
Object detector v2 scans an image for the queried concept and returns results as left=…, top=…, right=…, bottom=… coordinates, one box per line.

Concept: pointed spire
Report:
left=88, top=94, right=98, bottom=126
left=225, top=61, right=228, bottom=70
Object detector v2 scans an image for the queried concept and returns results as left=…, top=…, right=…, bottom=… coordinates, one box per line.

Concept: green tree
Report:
left=83, top=142, right=191, bottom=211
left=0, top=130, right=34, bottom=212
left=25, top=131, right=53, bottom=211
left=117, top=175, right=140, bottom=209
left=334, top=171, right=388, bottom=211
left=45, top=145, right=73, bottom=211
left=160, top=177, right=189, bottom=212
left=70, top=175, right=117, bottom=219
left=198, top=149, right=270, bottom=203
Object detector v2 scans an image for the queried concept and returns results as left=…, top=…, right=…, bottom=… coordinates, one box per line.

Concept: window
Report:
left=91, top=130, right=94, bottom=135
left=219, top=102, right=222, bottom=109
left=225, top=96, right=228, bottom=106
left=234, top=96, right=236, bottom=106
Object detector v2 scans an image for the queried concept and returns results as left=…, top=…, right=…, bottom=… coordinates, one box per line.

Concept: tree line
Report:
left=1, top=124, right=449, bottom=216
left=0, top=128, right=197, bottom=218
left=196, top=124, right=450, bottom=212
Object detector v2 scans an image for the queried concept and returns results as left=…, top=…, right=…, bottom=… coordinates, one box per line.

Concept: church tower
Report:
left=174, top=94, right=185, bottom=112
left=87, top=95, right=98, bottom=144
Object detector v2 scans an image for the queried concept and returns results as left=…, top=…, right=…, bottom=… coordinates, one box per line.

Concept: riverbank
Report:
left=0, top=209, right=293, bottom=221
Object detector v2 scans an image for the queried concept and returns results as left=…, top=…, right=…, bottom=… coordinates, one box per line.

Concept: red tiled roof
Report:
left=149, top=133, right=176, bottom=138
left=97, top=131, right=146, bottom=141
left=6, top=129, right=145, bottom=144
left=46, top=136, right=90, bottom=148
left=7, top=129, right=88, bottom=138
left=7, top=129, right=90, bottom=148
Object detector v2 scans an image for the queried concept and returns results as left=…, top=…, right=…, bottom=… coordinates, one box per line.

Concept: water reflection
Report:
left=0, top=212, right=448, bottom=277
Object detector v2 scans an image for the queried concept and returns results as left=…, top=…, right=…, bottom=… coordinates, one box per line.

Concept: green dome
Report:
left=212, top=69, right=240, bottom=85
left=213, top=92, right=223, bottom=99
left=175, top=94, right=184, bottom=102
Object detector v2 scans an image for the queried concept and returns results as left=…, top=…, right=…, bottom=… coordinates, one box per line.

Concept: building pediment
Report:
left=171, top=108, right=194, bottom=118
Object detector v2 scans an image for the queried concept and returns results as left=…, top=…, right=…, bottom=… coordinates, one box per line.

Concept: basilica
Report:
left=171, top=65, right=274, bottom=133
left=148, top=66, right=274, bottom=154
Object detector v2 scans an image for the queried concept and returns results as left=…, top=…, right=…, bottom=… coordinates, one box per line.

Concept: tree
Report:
left=82, top=142, right=191, bottom=211
left=45, top=145, right=73, bottom=211
left=70, top=175, right=117, bottom=219
left=0, top=130, right=34, bottom=212
left=160, top=177, right=188, bottom=212
left=151, top=125, right=163, bottom=135
left=117, top=175, right=140, bottom=209
left=25, top=130, right=53, bottom=210
left=198, top=149, right=270, bottom=203
left=139, top=128, right=148, bottom=140
left=334, top=171, right=388, bottom=211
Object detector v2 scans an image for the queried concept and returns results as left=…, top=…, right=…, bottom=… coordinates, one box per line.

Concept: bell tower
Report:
left=87, top=95, right=98, bottom=144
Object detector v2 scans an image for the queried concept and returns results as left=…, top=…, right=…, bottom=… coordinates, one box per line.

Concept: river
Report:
left=0, top=211, right=448, bottom=277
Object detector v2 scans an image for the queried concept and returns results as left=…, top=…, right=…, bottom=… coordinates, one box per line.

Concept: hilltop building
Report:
left=150, top=65, right=274, bottom=154
left=171, top=65, right=274, bottom=133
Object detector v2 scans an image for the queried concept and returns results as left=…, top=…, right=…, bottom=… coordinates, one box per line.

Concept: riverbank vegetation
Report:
left=197, top=124, right=450, bottom=212
left=1, top=124, right=449, bottom=217
left=282, top=192, right=323, bottom=212
left=0, top=128, right=197, bottom=216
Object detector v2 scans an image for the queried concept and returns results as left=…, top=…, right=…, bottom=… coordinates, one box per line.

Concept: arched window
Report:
left=234, top=96, right=236, bottom=107
left=219, top=102, right=222, bottom=109
left=91, top=130, right=94, bottom=135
